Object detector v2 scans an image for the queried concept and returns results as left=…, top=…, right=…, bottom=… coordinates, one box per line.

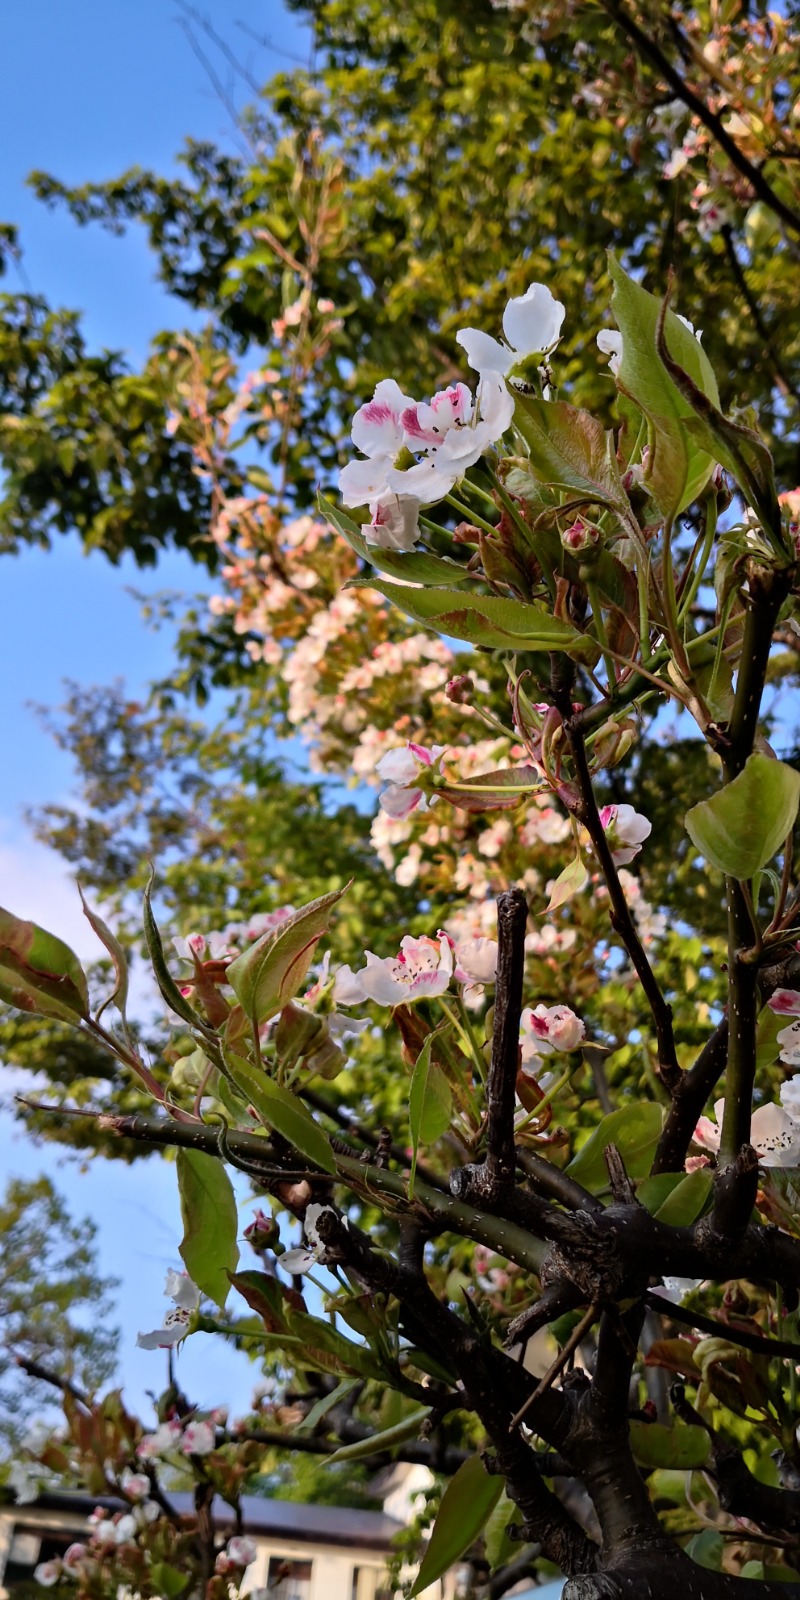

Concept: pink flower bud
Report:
left=446, top=674, right=475, bottom=705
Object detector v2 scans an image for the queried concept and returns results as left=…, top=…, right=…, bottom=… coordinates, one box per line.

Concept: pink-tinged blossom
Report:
left=457, top=282, right=565, bottom=377
left=401, top=383, right=473, bottom=446
left=376, top=741, right=446, bottom=819
left=172, top=930, right=236, bottom=963
left=180, top=1420, right=216, bottom=1457
left=769, top=989, right=800, bottom=1016
left=693, top=1098, right=800, bottom=1167
left=366, top=492, right=421, bottom=552
left=598, top=803, right=652, bottom=866
left=520, top=1004, right=585, bottom=1065
left=217, top=1537, right=258, bottom=1574
left=137, top=1420, right=183, bottom=1460
left=136, top=1271, right=200, bottom=1351
left=120, top=1469, right=150, bottom=1501
left=452, top=937, right=498, bottom=986
left=387, top=374, right=514, bottom=505
left=34, top=1562, right=63, bottom=1587
left=337, top=934, right=455, bottom=1008
left=62, top=1544, right=91, bottom=1574
left=339, top=379, right=417, bottom=509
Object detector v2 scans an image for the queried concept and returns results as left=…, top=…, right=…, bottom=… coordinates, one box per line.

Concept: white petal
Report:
left=751, top=1103, right=800, bottom=1166
left=339, top=454, right=393, bottom=508
left=502, top=283, right=565, bottom=358
left=136, top=1323, right=186, bottom=1350
left=377, top=746, right=422, bottom=784
left=332, top=964, right=368, bottom=1006
left=477, top=372, right=515, bottom=437
left=357, top=961, right=408, bottom=1006
left=379, top=783, right=423, bottom=819
left=366, top=493, right=420, bottom=552
left=456, top=327, right=512, bottom=376
left=597, top=329, right=623, bottom=374
left=386, top=457, right=460, bottom=505
left=165, top=1269, right=201, bottom=1310
left=351, top=379, right=416, bottom=456
left=280, top=1247, right=319, bottom=1275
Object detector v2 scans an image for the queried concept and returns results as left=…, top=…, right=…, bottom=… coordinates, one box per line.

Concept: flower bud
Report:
left=561, top=517, right=600, bottom=554
left=446, top=674, right=475, bottom=705
left=243, top=1209, right=279, bottom=1252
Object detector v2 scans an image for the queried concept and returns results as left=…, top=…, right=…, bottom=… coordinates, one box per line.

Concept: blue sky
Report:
left=1, top=0, right=310, bottom=1421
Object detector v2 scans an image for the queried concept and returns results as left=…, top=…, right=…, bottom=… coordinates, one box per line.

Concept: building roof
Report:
left=22, top=1492, right=404, bottom=1552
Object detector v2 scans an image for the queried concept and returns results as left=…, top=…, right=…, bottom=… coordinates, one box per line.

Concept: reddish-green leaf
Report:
left=226, top=885, right=349, bottom=1027
left=0, top=906, right=89, bottom=1022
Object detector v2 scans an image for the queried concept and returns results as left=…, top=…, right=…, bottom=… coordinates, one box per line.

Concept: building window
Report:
left=266, top=1555, right=313, bottom=1600
left=351, top=1567, right=394, bottom=1600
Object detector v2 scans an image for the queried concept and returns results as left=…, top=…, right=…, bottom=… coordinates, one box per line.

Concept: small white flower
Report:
left=376, top=741, right=446, bottom=820
left=8, top=1459, right=41, bottom=1504
left=339, top=379, right=417, bottom=508
left=457, top=282, right=565, bottom=377
left=694, top=1098, right=800, bottom=1166
left=120, top=1469, right=151, bottom=1501
left=34, top=1561, right=62, bottom=1587
left=137, top=1419, right=183, bottom=1460
left=225, top=1536, right=258, bottom=1568
left=453, top=937, right=498, bottom=986
left=137, top=1272, right=201, bottom=1350
left=356, top=934, right=455, bottom=1007
left=180, top=1420, right=217, bottom=1456
left=366, top=492, right=421, bottom=552
left=114, top=1514, right=138, bottom=1544
left=598, top=803, right=652, bottom=866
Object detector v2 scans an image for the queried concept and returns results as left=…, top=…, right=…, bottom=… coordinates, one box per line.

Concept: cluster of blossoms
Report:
left=334, top=930, right=498, bottom=1009
left=35, top=1525, right=255, bottom=1589
left=172, top=907, right=295, bottom=967
left=338, top=283, right=564, bottom=547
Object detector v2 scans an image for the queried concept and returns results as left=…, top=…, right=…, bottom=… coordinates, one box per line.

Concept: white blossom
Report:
left=137, top=1271, right=201, bottom=1351
left=694, top=1098, right=800, bottom=1167
left=457, top=282, right=565, bottom=377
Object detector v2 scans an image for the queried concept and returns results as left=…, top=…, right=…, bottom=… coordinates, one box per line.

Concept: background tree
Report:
left=0, top=1176, right=119, bottom=1457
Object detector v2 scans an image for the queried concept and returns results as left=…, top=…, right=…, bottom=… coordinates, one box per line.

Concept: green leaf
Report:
left=229, top=1269, right=293, bottom=1333
left=319, top=494, right=473, bottom=585
left=327, top=1406, right=433, bottom=1463
left=408, top=1035, right=452, bottom=1198
left=150, top=1563, right=190, bottom=1599
left=0, top=906, right=89, bottom=1023
left=637, top=1169, right=712, bottom=1225
left=225, top=1053, right=337, bottom=1173
left=608, top=256, right=720, bottom=515
left=295, top=1379, right=360, bottom=1435
left=346, top=577, right=588, bottom=653
left=566, top=1102, right=664, bottom=1192
left=226, top=885, right=349, bottom=1027
left=684, top=753, right=800, bottom=879
left=544, top=850, right=588, bottom=912
left=513, top=394, right=627, bottom=510
left=483, top=1491, right=522, bottom=1571
left=629, top=1419, right=709, bottom=1470
left=409, top=1455, right=504, bottom=1597
left=437, top=766, right=543, bottom=813
left=176, top=1148, right=239, bottom=1310
left=685, top=1530, right=724, bottom=1571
